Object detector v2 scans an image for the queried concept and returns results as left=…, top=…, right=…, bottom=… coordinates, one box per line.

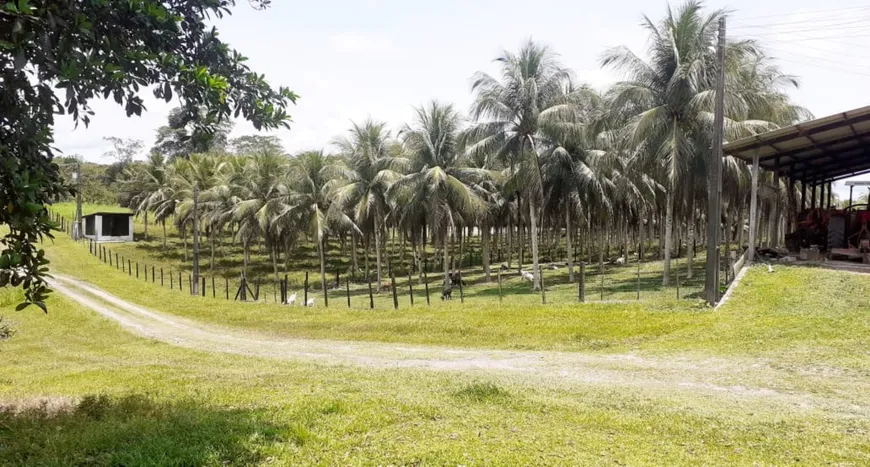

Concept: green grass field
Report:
left=35, top=223, right=870, bottom=374
left=2, top=271, right=870, bottom=465
left=49, top=202, right=715, bottom=308
left=1, top=215, right=869, bottom=464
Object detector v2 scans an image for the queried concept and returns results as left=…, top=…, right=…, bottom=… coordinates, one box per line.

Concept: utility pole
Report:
left=73, top=162, right=83, bottom=240
left=705, top=16, right=726, bottom=306
left=191, top=185, right=200, bottom=296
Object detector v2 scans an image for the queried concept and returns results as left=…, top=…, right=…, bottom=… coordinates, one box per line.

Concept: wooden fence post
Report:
left=423, top=269, right=430, bottom=305
left=367, top=274, right=374, bottom=309
left=497, top=269, right=503, bottom=303
left=407, top=272, right=414, bottom=306
left=579, top=262, right=585, bottom=303
left=226, top=277, right=229, bottom=300
left=161, top=268, right=164, bottom=287
left=303, top=272, right=309, bottom=306
left=458, top=270, right=464, bottom=303
left=346, top=278, right=351, bottom=308
left=637, top=254, right=641, bottom=300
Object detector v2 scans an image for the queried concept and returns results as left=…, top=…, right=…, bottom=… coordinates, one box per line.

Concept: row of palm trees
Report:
left=122, top=2, right=808, bottom=294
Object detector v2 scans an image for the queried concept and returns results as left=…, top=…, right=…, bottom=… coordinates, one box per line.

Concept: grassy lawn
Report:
left=49, top=202, right=713, bottom=303
left=37, top=225, right=870, bottom=373
left=2, top=286, right=869, bottom=465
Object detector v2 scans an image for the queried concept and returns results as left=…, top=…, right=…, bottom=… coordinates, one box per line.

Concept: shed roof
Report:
left=723, top=105, right=870, bottom=184
left=82, top=211, right=134, bottom=218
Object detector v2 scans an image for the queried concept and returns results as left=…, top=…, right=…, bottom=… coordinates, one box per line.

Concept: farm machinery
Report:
left=785, top=204, right=870, bottom=261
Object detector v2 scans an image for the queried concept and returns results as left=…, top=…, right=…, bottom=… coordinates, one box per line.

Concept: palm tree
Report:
left=393, top=101, right=489, bottom=286
left=232, top=151, right=289, bottom=277
left=331, top=120, right=404, bottom=291
left=467, top=39, right=583, bottom=290
left=601, top=1, right=778, bottom=284
left=285, top=150, right=357, bottom=296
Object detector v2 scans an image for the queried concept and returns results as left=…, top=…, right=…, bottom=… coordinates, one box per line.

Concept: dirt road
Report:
left=49, top=274, right=870, bottom=413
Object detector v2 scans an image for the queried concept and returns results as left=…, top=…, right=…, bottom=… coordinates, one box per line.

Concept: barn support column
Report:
left=747, top=153, right=760, bottom=263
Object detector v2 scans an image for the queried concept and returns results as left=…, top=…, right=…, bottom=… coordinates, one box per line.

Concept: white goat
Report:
left=614, top=256, right=626, bottom=266
left=520, top=270, right=535, bottom=281
left=285, top=292, right=297, bottom=306
left=305, top=298, right=315, bottom=307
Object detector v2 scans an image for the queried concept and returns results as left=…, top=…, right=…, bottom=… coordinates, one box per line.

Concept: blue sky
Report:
left=53, top=0, right=870, bottom=197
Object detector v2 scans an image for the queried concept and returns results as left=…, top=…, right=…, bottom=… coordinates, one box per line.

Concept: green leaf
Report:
left=5, top=2, right=18, bottom=13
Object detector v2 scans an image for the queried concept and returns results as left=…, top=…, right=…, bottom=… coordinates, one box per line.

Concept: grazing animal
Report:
left=548, top=263, right=560, bottom=270
left=614, top=256, right=626, bottom=266
left=520, top=270, right=535, bottom=281
left=448, top=272, right=467, bottom=287
left=382, top=281, right=392, bottom=292
left=285, top=292, right=297, bottom=306
left=499, top=263, right=509, bottom=271
left=305, top=298, right=315, bottom=307
left=441, top=286, right=453, bottom=300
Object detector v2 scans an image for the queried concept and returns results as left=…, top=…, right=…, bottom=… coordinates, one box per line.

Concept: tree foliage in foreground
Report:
left=0, top=0, right=297, bottom=310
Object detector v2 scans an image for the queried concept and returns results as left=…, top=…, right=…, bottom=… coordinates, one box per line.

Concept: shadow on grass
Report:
left=0, top=394, right=283, bottom=466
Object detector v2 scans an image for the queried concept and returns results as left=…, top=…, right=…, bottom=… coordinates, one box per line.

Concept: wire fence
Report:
left=48, top=210, right=738, bottom=309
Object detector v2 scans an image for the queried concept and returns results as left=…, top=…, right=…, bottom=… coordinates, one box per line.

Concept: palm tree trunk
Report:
left=663, top=186, right=675, bottom=286
left=210, top=234, right=215, bottom=271
left=182, top=223, right=189, bottom=262
left=364, top=235, right=371, bottom=284
left=687, top=189, right=695, bottom=280
left=268, top=244, right=276, bottom=282
left=374, top=213, right=383, bottom=292
left=529, top=198, right=541, bottom=290
left=319, top=239, right=327, bottom=294
left=442, top=234, right=449, bottom=287
left=482, top=224, right=491, bottom=282
left=144, top=211, right=149, bottom=240
left=242, top=240, right=248, bottom=275
left=507, top=222, right=513, bottom=269
left=351, top=229, right=359, bottom=274
left=162, top=220, right=167, bottom=249
left=566, top=208, right=575, bottom=282
left=737, top=205, right=745, bottom=251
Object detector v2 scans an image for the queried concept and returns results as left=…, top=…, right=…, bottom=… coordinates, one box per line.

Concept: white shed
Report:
left=82, top=212, right=134, bottom=242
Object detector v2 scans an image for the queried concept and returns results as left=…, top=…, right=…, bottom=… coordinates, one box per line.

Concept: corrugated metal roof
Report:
left=723, top=105, right=870, bottom=183
left=82, top=212, right=134, bottom=218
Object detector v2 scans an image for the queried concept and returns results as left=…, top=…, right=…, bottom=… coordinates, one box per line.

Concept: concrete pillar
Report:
left=747, top=154, right=760, bottom=262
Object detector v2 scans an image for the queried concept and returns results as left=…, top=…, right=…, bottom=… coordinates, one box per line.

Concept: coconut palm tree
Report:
left=283, top=150, right=357, bottom=296
left=331, top=120, right=405, bottom=291
left=393, top=101, right=490, bottom=286
left=232, top=151, right=289, bottom=276
left=601, top=1, right=782, bottom=284
left=466, top=39, right=583, bottom=290
left=121, top=152, right=167, bottom=240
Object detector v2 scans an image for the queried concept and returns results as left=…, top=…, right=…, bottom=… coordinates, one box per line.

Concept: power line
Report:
left=763, top=56, right=870, bottom=78
left=764, top=47, right=870, bottom=72
left=730, top=5, right=870, bottom=22
left=734, top=22, right=870, bottom=36
left=731, top=13, right=870, bottom=29
left=737, top=32, right=870, bottom=42
left=759, top=40, right=870, bottom=61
